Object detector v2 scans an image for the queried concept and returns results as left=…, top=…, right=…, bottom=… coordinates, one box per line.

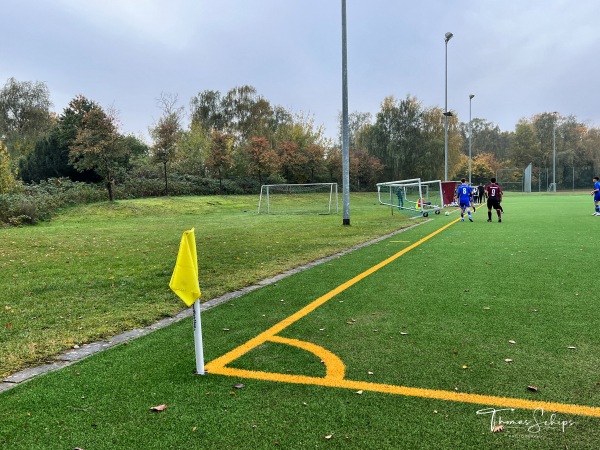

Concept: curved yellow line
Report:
left=267, top=335, right=345, bottom=379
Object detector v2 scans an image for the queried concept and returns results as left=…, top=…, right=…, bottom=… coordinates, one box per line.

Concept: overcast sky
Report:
left=3, top=0, right=600, bottom=142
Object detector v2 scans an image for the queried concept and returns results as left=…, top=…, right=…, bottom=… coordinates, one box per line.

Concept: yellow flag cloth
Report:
left=169, top=228, right=201, bottom=307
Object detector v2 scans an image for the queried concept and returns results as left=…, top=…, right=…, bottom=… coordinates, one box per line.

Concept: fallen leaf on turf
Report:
left=527, top=385, right=538, bottom=391
left=400, top=332, right=409, bottom=335
left=567, top=346, right=577, bottom=350
left=233, top=383, right=245, bottom=389
left=462, top=365, right=468, bottom=369
left=493, top=425, right=505, bottom=433
left=356, top=390, right=363, bottom=395
left=508, top=340, right=516, bottom=344
left=504, top=358, right=513, bottom=363
left=324, top=435, right=333, bottom=440
left=223, top=328, right=230, bottom=331
left=346, top=321, right=354, bottom=325
left=192, top=427, right=197, bottom=432
left=368, top=371, right=374, bottom=375
left=150, top=404, right=168, bottom=411
left=4, top=323, right=12, bottom=328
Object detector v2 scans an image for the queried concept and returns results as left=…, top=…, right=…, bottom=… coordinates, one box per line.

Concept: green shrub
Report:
left=1, top=174, right=266, bottom=226
left=0, top=178, right=105, bottom=226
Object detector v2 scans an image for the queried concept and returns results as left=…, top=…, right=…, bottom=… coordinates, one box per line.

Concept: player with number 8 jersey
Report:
left=455, top=178, right=474, bottom=222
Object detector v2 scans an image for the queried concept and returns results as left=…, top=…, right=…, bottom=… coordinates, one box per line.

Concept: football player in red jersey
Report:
left=485, top=177, right=503, bottom=222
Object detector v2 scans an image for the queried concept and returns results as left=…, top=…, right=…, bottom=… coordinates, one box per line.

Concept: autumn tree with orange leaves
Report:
left=244, top=137, right=280, bottom=184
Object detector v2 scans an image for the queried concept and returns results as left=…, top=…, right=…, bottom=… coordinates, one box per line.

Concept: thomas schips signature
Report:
left=476, top=407, right=576, bottom=433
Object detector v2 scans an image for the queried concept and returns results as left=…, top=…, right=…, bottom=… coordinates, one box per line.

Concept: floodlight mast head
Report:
left=469, top=94, right=475, bottom=100
left=445, top=32, right=453, bottom=43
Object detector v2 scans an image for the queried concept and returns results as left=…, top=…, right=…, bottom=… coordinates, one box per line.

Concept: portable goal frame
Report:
left=376, top=178, right=443, bottom=217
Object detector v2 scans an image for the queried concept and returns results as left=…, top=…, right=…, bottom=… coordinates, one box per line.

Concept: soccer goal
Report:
left=258, top=183, right=339, bottom=215
left=376, top=178, right=443, bottom=217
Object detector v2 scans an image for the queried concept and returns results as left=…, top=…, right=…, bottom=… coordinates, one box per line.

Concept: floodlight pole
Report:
left=468, top=94, right=474, bottom=185
left=341, top=0, right=350, bottom=225
left=444, top=32, right=453, bottom=181
left=552, top=111, right=558, bottom=192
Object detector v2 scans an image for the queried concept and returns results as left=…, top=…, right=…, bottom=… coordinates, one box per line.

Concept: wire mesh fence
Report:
left=495, top=166, right=596, bottom=192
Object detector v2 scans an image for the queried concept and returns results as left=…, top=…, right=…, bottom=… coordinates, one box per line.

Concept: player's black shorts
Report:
left=487, top=198, right=501, bottom=210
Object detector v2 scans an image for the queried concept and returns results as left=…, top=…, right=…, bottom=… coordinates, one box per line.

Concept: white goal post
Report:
left=376, top=178, right=443, bottom=217
left=258, top=183, right=339, bottom=215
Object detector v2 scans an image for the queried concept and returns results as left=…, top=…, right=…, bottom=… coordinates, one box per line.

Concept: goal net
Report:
left=258, top=183, right=339, bottom=215
left=376, top=178, right=443, bottom=217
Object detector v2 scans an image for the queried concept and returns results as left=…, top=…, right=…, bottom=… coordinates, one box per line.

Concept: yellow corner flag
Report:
left=169, top=228, right=201, bottom=307
left=169, top=228, right=205, bottom=375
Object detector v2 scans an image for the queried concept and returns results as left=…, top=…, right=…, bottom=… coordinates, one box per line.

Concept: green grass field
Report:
left=2, top=192, right=600, bottom=449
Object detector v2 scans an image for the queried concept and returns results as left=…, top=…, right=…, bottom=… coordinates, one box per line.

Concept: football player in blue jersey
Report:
left=455, top=178, right=473, bottom=222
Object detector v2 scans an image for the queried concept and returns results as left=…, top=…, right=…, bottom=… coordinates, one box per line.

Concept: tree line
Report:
left=2, top=77, right=600, bottom=203
left=351, top=96, right=600, bottom=189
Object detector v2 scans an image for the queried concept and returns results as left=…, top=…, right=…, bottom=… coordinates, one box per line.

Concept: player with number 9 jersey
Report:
left=485, top=177, right=503, bottom=222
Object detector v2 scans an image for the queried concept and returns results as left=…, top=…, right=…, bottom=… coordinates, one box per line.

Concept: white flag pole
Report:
left=192, top=299, right=205, bottom=375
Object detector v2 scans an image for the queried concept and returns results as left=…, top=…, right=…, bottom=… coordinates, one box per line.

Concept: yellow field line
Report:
left=206, top=219, right=457, bottom=371
left=268, top=336, right=345, bottom=380
left=205, top=217, right=600, bottom=418
left=209, top=366, right=600, bottom=418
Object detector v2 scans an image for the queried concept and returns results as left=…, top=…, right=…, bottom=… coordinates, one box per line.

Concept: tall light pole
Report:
left=468, top=94, right=475, bottom=185
left=341, top=0, right=350, bottom=224
left=552, top=111, right=558, bottom=192
left=444, top=32, right=453, bottom=181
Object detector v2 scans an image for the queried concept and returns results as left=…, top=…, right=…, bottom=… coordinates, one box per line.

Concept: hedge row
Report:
left=0, top=175, right=263, bottom=226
